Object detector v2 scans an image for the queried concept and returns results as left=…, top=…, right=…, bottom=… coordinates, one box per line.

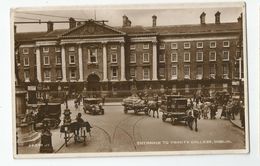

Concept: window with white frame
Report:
left=171, top=65, right=178, bottom=79
left=22, top=48, right=29, bottom=54
left=56, top=55, right=62, bottom=65
left=88, top=48, right=97, bottom=63
left=111, top=45, right=117, bottom=50
left=223, top=51, right=229, bottom=61
left=171, top=53, right=178, bottom=62
left=185, top=84, right=190, bottom=93
left=130, top=44, right=136, bottom=50
left=196, top=52, right=203, bottom=62
left=55, top=47, right=61, bottom=52
left=184, top=65, right=190, bottom=79
left=24, top=57, right=29, bottom=66
left=210, top=64, right=216, bottom=76
left=130, top=68, right=136, bottom=78
left=209, top=51, right=216, bottom=61
left=69, top=54, right=75, bottom=64
left=184, top=42, right=191, bottom=49
left=143, top=43, right=149, bottom=49
left=69, top=46, right=75, bottom=52
left=159, top=43, right=165, bottom=49
left=24, top=70, right=30, bottom=82
left=196, top=65, right=203, bottom=78
left=143, top=53, right=149, bottom=63
left=111, top=68, right=118, bottom=80
left=196, top=42, right=203, bottom=48
left=44, top=70, right=51, bottom=80
left=130, top=53, right=136, bottom=63
left=143, top=68, right=150, bottom=80
left=42, top=47, right=49, bottom=53
left=70, top=69, right=76, bottom=79
left=223, top=64, right=229, bottom=75
left=223, top=41, right=230, bottom=47
left=56, top=69, right=62, bottom=79
left=236, top=51, right=241, bottom=59
left=111, top=53, right=117, bottom=63
left=43, top=56, right=50, bottom=65
left=159, top=54, right=165, bottom=63
left=171, top=43, right=178, bottom=49
left=210, top=41, right=216, bottom=48
left=184, top=52, right=190, bottom=62
left=159, top=68, right=165, bottom=79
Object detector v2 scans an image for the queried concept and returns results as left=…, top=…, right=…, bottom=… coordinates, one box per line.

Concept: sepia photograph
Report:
left=12, top=2, right=248, bottom=158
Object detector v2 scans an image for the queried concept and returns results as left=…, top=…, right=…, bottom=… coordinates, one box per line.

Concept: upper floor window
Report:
left=184, top=65, right=190, bottom=79
left=55, top=47, right=61, bottom=52
left=69, top=46, right=75, bottom=52
left=223, top=51, right=229, bottom=61
left=143, top=68, right=150, bottom=80
left=130, top=44, right=136, bottom=50
left=196, top=52, right=203, bottom=62
left=159, top=54, right=165, bottom=63
left=196, top=42, right=203, bottom=48
left=210, top=64, right=216, bottom=75
left=111, top=45, right=117, bottom=50
left=69, top=55, right=75, bottom=64
left=196, top=65, right=203, bottom=78
left=88, top=48, right=97, bottom=63
left=130, top=68, right=136, bottom=78
left=111, top=53, right=117, bottom=63
left=70, top=69, right=76, bottom=79
left=143, top=43, right=149, bottom=49
left=223, top=41, right=230, bottom=47
left=43, top=56, right=50, bottom=65
left=223, top=64, right=229, bottom=75
left=171, top=65, right=178, bottom=80
left=130, top=53, right=136, bottom=63
left=44, top=70, right=51, bottom=80
left=184, top=42, right=191, bottom=49
left=171, top=53, right=178, bottom=62
left=42, top=47, right=49, bottom=53
left=24, top=70, right=30, bottom=82
left=210, top=41, right=216, bottom=48
left=209, top=51, right=216, bottom=61
left=159, top=67, right=165, bottom=79
left=22, top=48, right=29, bottom=54
left=171, top=43, right=178, bottom=49
left=111, top=67, right=118, bottom=80
left=24, top=57, right=29, bottom=66
left=56, top=55, right=62, bottom=65
left=56, top=69, right=62, bottom=79
left=143, top=53, right=149, bottom=63
left=159, top=43, right=165, bottom=49
left=184, top=52, right=190, bottom=62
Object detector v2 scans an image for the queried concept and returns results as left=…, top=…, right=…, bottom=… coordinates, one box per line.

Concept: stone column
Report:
left=36, top=46, right=42, bottom=82
left=120, top=41, right=126, bottom=81
left=61, top=44, right=67, bottom=82
left=102, top=42, right=108, bottom=81
left=152, top=41, right=158, bottom=80
left=78, top=43, right=83, bottom=82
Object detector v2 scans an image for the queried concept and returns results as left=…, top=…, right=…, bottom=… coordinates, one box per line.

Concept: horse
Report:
left=186, top=108, right=199, bottom=132
left=147, top=100, right=160, bottom=118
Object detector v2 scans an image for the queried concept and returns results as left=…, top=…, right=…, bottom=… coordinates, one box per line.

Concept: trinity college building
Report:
left=15, top=12, right=244, bottom=98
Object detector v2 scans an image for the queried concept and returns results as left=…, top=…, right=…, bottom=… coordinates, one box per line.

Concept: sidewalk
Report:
left=230, top=113, right=245, bottom=130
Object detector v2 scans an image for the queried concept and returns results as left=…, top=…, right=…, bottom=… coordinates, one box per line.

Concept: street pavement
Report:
left=18, top=100, right=246, bottom=154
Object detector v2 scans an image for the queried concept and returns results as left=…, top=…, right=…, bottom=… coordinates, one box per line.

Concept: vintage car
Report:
left=160, top=95, right=188, bottom=125
left=122, top=96, right=149, bottom=115
left=83, top=98, right=104, bottom=115
left=34, top=103, right=62, bottom=130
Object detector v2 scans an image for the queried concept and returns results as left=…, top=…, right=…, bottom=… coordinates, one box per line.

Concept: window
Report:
left=130, top=44, right=136, bottom=50
left=143, top=53, right=149, bottom=63
left=56, top=55, right=61, bottom=65
left=130, top=68, right=136, bottom=78
left=69, top=55, right=75, bottom=64
left=184, top=65, right=190, bottom=79
left=223, top=64, right=229, bottom=79
left=223, top=41, right=230, bottom=47
left=196, top=42, right=203, bottom=48
left=70, top=69, right=76, bottom=79
left=24, top=57, right=29, bottom=66
left=44, top=70, right=51, bottom=81
left=24, top=70, right=30, bottom=82
left=69, top=46, right=75, bottom=52
left=184, top=42, right=191, bottom=49
left=111, top=68, right=118, bottom=80
left=159, top=68, right=165, bottom=79
left=171, top=65, right=178, bottom=80
left=22, top=48, right=29, bottom=54
left=159, top=43, right=165, bottom=49
left=111, top=45, right=117, bottom=50
left=130, top=53, right=136, bottom=63
left=185, top=84, right=190, bottom=93
left=143, top=68, right=150, bottom=80
left=184, top=52, right=190, bottom=62
left=43, top=47, right=49, bottom=53
left=236, top=51, right=241, bottom=59
left=88, top=48, right=97, bottom=63
left=171, top=43, right=178, bottom=49
left=196, top=52, right=203, bottom=62
left=56, top=69, right=62, bottom=79
left=171, top=53, right=178, bottom=62
left=210, top=41, right=216, bottom=48
left=210, top=64, right=216, bottom=75
left=223, top=51, right=229, bottom=61
left=143, top=43, right=149, bottom=49
left=209, top=51, right=216, bottom=61
left=111, top=53, right=117, bottom=63
left=159, top=54, right=165, bottom=63
left=43, top=56, right=50, bottom=65
left=196, top=65, right=203, bottom=79
left=55, top=47, right=61, bottom=52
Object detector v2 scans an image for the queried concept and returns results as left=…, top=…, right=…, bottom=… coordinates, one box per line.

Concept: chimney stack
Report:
left=122, top=15, right=131, bottom=27
left=69, top=17, right=76, bottom=29
left=200, top=12, right=206, bottom=25
left=152, top=15, right=157, bottom=27
left=215, top=11, right=221, bottom=24
left=47, top=21, right=53, bottom=32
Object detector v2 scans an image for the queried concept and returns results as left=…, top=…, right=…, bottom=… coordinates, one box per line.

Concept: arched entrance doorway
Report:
left=87, top=73, right=101, bottom=97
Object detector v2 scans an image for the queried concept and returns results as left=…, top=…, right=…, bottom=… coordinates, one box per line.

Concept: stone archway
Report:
left=87, top=73, right=101, bottom=97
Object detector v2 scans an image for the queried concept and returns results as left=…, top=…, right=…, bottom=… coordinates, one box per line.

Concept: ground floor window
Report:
left=24, top=70, right=30, bottom=82
left=70, top=69, right=76, bottom=79
left=196, top=65, right=203, bottom=79
left=130, top=68, right=136, bottom=78
left=159, top=67, right=165, bottom=79
left=56, top=69, right=62, bottom=79
left=143, top=68, right=150, bottom=80
left=223, top=64, right=229, bottom=78
left=171, top=65, right=177, bottom=79
left=44, top=70, right=51, bottom=81
left=111, top=67, right=118, bottom=80
left=184, top=65, right=190, bottom=79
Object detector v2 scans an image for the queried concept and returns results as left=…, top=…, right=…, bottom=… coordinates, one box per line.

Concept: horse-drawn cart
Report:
left=122, top=96, right=149, bottom=115
left=83, top=98, right=104, bottom=115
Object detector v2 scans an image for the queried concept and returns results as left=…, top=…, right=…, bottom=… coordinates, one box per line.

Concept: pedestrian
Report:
left=239, top=100, right=245, bottom=128
left=102, top=96, right=105, bottom=106
left=220, top=104, right=227, bottom=119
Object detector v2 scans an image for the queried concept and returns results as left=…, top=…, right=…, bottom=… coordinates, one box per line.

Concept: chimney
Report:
left=152, top=15, right=157, bottom=27
left=127, top=20, right=131, bottom=27
left=47, top=21, right=53, bottom=32
left=123, top=15, right=128, bottom=27
left=69, top=17, right=76, bottom=29
left=200, top=12, right=206, bottom=24
left=215, top=11, right=221, bottom=24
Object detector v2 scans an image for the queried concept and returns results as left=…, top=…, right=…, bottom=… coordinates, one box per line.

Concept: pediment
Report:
left=62, top=20, right=125, bottom=37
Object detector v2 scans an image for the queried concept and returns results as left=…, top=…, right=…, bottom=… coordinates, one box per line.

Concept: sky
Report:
left=13, top=3, right=243, bottom=32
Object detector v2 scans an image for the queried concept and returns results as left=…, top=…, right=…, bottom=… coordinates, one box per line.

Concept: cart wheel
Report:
left=124, top=107, right=128, bottom=114
left=162, top=114, right=166, bottom=122
left=171, top=117, right=175, bottom=125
